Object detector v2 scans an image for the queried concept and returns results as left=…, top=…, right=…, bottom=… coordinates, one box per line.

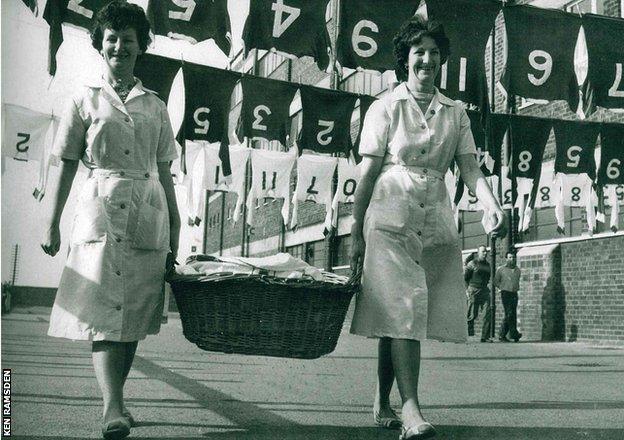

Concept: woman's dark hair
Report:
left=393, top=16, right=450, bottom=82
left=91, top=1, right=152, bottom=52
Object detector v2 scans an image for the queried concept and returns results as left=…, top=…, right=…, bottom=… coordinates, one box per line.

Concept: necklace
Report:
left=108, top=77, right=136, bottom=102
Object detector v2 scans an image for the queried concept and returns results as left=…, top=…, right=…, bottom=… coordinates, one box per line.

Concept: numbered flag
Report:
left=597, top=123, right=624, bottom=186
left=553, top=120, right=598, bottom=179
left=485, top=112, right=509, bottom=177
left=554, top=173, right=596, bottom=232
left=200, top=143, right=250, bottom=223
left=582, top=14, right=624, bottom=111
left=336, top=0, right=418, bottom=71
left=134, top=54, right=181, bottom=103
left=43, top=0, right=116, bottom=75
left=181, top=63, right=240, bottom=176
left=291, top=154, right=337, bottom=228
left=238, top=76, right=298, bottom=145
left=467, top=110, right=496, bottom=176
left=509, top=115, right=550, bottom=181
left=325, top=157, right=360, bottom=229
left=2, top=104, right=52, bottom=163
left=147, top=0, right=232, bottom=55
left=352, top=95, right=377, bottom=163
left=426, top=0, right=501, bottom=107
left=502, top=6, right=580, bottom=107
left=601, top=184, right=623, bottom=231
left=242, top=0, right=331, bottom=70
left=298, top=85, right=358, bottom=155
left=246, top=148, right=297, bottom=226
left=532, top=161, right=556, bottom=209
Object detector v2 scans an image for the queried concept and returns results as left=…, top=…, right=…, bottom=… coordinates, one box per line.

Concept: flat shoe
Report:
left=374, top=408, right=402, bottom=429
left=399, top=422, right=436, bottom=440
left=101, top=417, right=131, bottom=440
left=122, top=409, right=136, bottom=427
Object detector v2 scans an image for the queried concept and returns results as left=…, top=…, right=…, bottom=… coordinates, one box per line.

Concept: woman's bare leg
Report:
left=390, top=338, right=427, bottom=427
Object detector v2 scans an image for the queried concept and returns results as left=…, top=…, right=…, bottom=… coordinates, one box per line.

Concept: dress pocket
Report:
left=131, top=202, right=168, bottom=251
left=71, top=197, right=108, bottom=245
left=368, top=199, right=410, bottom=234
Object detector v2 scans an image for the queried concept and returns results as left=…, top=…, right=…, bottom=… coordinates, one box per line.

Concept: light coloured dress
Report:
left=47, top=78, right=178, bottom=342
left=350, top=83, right=477, bottom=343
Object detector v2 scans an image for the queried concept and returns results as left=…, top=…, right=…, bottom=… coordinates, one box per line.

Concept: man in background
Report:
left=495, top=251, right=522, bottom=342
left=465, top=245, right=493, bottom=342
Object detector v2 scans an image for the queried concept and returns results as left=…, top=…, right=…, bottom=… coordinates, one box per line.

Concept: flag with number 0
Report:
left=298, top=85, right=358, bottom=155
left=242, top=0, right=331, bottom=70
left=502, top=6, right=580, bottom=108
left=336, top=0, right=419, bottom=72
left=147, top=0, right=232, bottom=56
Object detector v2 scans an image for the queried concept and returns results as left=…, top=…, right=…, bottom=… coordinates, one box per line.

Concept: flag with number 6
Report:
left=598, top=123, right=624, bottom=186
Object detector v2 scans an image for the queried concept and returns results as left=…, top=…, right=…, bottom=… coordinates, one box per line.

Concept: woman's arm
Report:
left=456, top=153, right=507, bottom=237
left=41, top=159, right=79, bottom=256
left=157, top=161, right=181, bottom=259
left=349, top=155, right=384, bottom=271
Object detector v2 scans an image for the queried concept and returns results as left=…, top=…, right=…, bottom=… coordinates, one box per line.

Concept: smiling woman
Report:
left=39, top=2, right=180, bottom=440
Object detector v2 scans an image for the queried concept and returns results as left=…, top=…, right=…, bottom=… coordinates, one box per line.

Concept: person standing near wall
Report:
left=495, top=251, right=522, bottom=342
left=465, top=245, right=493, bottom=342
left=40, top=2, right=180, bottom=439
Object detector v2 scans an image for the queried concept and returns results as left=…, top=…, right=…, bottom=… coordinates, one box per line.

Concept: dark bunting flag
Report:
left=552, top=120, right=599, bottom=179
left=581, top=14, right=624, bottom=113
left=336, top=0, right=419, bottom=72
left=485, top=112, right=509, bottom=177
left=43, top=0, right=115, bottom=75
left=425, top=0, right=501, bottom=108
left=352, top=95, right=377, bottom=163
left=181, top=63, right=240, bottom=175
left=134, top=54, right=181, bottom=103
left=21, top=0, right=38, bottom=14
left=242, top=0, right=330, bottom=70
left=238, top=75, right=298, bottom=145
left=502, top=6, right=580, bottom=109
left=298, top=85, right=358, bottom=155
left=509, top=115, right=551, bottom=181
left=597, top=123, right=624, bottom=186
left=147, top=0, right=231, bottom=56
left=467, top=110, right=500, bottom=176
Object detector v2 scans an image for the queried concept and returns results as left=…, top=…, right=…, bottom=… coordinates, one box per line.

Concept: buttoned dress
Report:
left=47, top=78, right=178, bottom=342
left=350, top=83, right=476, bottom=342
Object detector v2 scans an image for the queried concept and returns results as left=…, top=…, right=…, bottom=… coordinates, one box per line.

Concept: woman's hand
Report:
left=350, top=229, right=366, bottom=274
left=488, top=208, right=508, bottom=239
left=41, top=223, right=61, bottom=257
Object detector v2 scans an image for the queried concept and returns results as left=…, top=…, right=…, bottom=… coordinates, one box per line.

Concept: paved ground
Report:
left=1, top=306, right=623, bottom=439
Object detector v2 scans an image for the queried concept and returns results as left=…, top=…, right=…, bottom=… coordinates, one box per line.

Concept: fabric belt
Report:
left=380, top=164, right=444, bottom=180
left=89, top=168, right=159, bottom=180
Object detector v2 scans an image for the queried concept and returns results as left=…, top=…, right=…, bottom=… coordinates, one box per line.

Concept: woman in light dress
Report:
left=41, top=2, right=180, bottom=439
left=350, top=16, right=506, bottom=440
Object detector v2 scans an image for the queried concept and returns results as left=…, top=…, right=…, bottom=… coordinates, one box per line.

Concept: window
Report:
left=286, top=244, right=305, bottom=260
left=460, top=211, right=488, bottom=250
left=332, top=235, right=352, bottom=267
left=304, top=240, right=326, bottom=268
left=565, top=0, right=604, bottom=14
left=258, top=52, right=286, bottom=77
left=340, top=71, right=384, bottom=96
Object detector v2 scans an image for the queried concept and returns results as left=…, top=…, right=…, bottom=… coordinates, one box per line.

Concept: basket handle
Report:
left=347, top=267, right=362, bottom=287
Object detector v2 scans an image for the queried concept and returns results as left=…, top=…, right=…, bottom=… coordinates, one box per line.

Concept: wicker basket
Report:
left=168, top=271, right=359, bottom=359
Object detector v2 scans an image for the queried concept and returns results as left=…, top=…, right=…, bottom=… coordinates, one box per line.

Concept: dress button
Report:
left=421, top=149, right=426, bottom=154
left=420, top=124, right=426, bottom=129
left=120, top=203, right=126, bottom=209
left=115, top=270, right=121, bottom=276
left=423, top=168, right=428, bottom=174
left=417, top=231, right=422, bottom=236
left=124, top=150, right=130, bottom=155
left=430, top=109, right=436, bottom=115
left=115, top=305, right=122, bottom=311
left=119, top=171, right=125, bottom=177
left=420, top=203, right=425, bottom=208
left=115, top=237, right=121, bottom=243
left=125, top=117, right=130, bottom=122
left=144, top=173, right=150, bottom=178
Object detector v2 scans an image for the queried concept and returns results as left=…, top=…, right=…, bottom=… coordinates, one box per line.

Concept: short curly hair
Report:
left=393, top=16, right=450, bottom=82
left=91, top=1, right=152, bottom=52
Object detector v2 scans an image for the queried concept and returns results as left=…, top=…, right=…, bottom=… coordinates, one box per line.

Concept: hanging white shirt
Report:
left=246, top=148, right=296, bottom=226
left=2, top=103, right=53, bottom=163
left=325, top=157, right=361, bottom=230
left=290, top=154, right=337, bottom=229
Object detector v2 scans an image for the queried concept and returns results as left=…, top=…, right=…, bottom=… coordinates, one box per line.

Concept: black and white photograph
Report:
left=1, top=0, right=623, bottom=439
